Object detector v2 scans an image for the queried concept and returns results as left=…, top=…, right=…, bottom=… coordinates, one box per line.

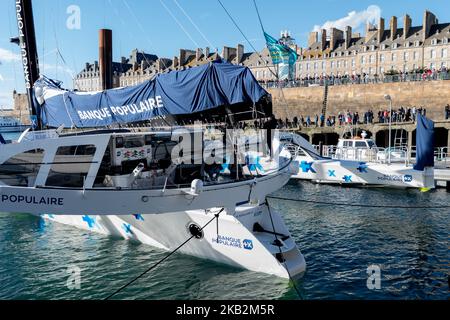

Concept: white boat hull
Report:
left=39, top=203, right=306, bottom=279
left=291, top=158, right=434, bottom=189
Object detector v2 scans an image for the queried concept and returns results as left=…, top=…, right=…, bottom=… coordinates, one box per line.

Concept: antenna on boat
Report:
left=11, top=0, right=42, bottom=131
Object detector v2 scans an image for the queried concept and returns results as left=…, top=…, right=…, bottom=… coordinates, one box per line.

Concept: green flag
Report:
left=264, top=32, right=297, bottom=65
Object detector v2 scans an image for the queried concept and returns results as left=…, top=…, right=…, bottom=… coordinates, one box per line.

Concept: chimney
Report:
left=196, top=48, right=202, bottom=61
left=403, top=15, right=412, bottom=39
left=390, top=16, right=397, bottom=40
left=330, top=28, right=344, bottom=51
left=173, top=56, right=179, bottom=69
left=179, top=49, right=187, bottom=66
left=205, top=47, right=210, bottom=58
left=308, top=31, right=318, bottom=47
left=345, top=26, right=352, bottom=50
left=321, top=29, right=327, bottom=51
left=237, top=44, right=244, bottom=64
left=121, top=56, right=127, bottom=64
left=94, top=61, right=99, bottom=71
left=423, top=10, right=437, bottom=41
left=222, top=47, right=236, bottom=62
left=85, top=62, right=90, bottom=71
left=377, top=17, right=385, bottom=44
left=99, top=29, right=113, bottom=90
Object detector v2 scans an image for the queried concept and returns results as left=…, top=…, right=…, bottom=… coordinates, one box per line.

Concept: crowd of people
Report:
left=275, top=104, right=450, bottom=129
left=260, top=67, right=450, bottom=89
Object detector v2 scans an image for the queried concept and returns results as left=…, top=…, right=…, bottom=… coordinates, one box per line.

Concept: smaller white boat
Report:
left=0, top=116, right=29, bottom=133
left=281, top=128, right=435, bottom=189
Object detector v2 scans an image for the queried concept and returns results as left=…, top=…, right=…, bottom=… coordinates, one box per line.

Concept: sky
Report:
left=1, top=0, right=449, bottom=109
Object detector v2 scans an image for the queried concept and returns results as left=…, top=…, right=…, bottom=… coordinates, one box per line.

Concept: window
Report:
left=430, top=49, right=436, bottom=59
left=330, top=61, right=335, bottom=69
left=0, top=149, right=45, bottom=187
left=404, top=52, right=409, bottom=61
left=392, top=53, right=397, bottom=61
left=337, top=61, right=341, bottom=68
left=355, top=141, right=367, bottom=148
left=321, top=62, right=326, bottom=70
left=306, top=63, right=310, bottom=71
left=361, top=56, right=366, bottom=64
left=442, top=48, right=448, bottom=58
left=415, top=41, right=420, bottom=47
left=344, top=60, right=348, bottom=68
left=351, top=59, right=356, bottom=68
left=314, top=62, right=318, bottom=70
left=380, top=67, right=384, bottom=74
left=413, top=51, right=419, bottom=60
left=369, top=55, right=375, bottom=63
left=46, top=145, right=97, bottom=188
left=392, top=43, right=398, bottom=49
left=431, top=39, right=438, bottom=45
left=380, top=54, right=385, bottom=62
left=369, top=67, right=373, bottom=74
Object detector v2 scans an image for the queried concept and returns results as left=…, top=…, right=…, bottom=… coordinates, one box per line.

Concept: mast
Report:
left=12, top=0, right=41, bottom=130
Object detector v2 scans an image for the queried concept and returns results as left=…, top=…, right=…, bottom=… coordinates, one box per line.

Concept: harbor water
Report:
left=0, top=180, right=448, bottom=300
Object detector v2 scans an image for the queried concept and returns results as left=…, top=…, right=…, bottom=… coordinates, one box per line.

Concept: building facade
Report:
left=297, top=10, right=449, bottom=79
left=74, top=10, right=449, bottom=90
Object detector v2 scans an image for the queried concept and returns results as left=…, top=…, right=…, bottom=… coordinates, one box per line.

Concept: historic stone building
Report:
left=297, top=10, right=450, bottom=79
left=74, top=45, right=253, bottom=91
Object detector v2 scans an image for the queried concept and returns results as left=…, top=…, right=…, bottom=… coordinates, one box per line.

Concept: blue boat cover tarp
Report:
left=414, top=114, right=435, bottom=171
left=35, top=61, right=268, bottom=128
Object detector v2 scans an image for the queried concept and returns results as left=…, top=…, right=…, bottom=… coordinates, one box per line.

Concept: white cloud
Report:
left=0, top=48, right=20, bottom=63
left=313, top=5, right=381, bottom=33
left=0, top=74, right=4, bottom=82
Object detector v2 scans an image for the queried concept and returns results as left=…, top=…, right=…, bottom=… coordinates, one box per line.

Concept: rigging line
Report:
left=159, top=0, right=201, bottom=49
left=251, top=0, right=290, bottom=114
left=104, top=209, right=223, bottom=300
left=172, top=0, right=215, bottom=49
left=266, top=199, right=303, bottom=299
left=122, top=0, right=168, bottom=70
left=7, top=3, right=18, bottom=90
left=267, top=195, right=449, bottom=209
left=216, top=0, right=278, bottom=80
left=252, top=0, right=265, bottom=34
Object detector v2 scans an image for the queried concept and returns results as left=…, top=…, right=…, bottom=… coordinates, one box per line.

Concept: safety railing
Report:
left=260, top=71, right=450, bottom=89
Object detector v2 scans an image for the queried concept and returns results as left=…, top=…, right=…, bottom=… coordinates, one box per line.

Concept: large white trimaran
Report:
left=0, top=64, right=305, bottom=279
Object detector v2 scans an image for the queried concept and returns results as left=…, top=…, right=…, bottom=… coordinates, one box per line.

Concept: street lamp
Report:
left=384, top=94, right=392, bottom=164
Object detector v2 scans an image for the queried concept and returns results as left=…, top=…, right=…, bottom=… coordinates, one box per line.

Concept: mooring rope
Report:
left=267, top=195, right=449, bottom=209
left=104, top=209, right=224, bottom=300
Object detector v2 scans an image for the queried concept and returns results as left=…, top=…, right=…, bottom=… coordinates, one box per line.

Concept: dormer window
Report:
left=431, top=39, right=438, bottom=45
left=381, top=44, right=386, bottom=50
left=405, top=42, right=410, bottom=48
left=392, top=43, right=398, bottom=49
left=443, top=38, right=449, bottom=44
left=371, top=45, right=375, bottom=51
left=415, top=41, right=420, bottom=47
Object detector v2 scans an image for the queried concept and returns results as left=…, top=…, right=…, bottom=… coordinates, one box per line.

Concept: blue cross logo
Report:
left=243, top=239, right=254, bottom=250
left=300, top=161, right=316, bottom=173
left=133, top=214, right=144, bottom=221
left=357, top=162, right=368, bottom=173
left=343, top=175, right=353, bottom=183
left=29, top=115, right=38, bottom=129
left=404, top=175, right=413, bottom=183
left=220, top=156, right=231, bottom=173
left=122, top=223, right=133, bottom=235
left=246, top=155, right=265, bottom=173
left=328, top=170, right=336, bottom=177
left=82, top=215, right=96, bottom=229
